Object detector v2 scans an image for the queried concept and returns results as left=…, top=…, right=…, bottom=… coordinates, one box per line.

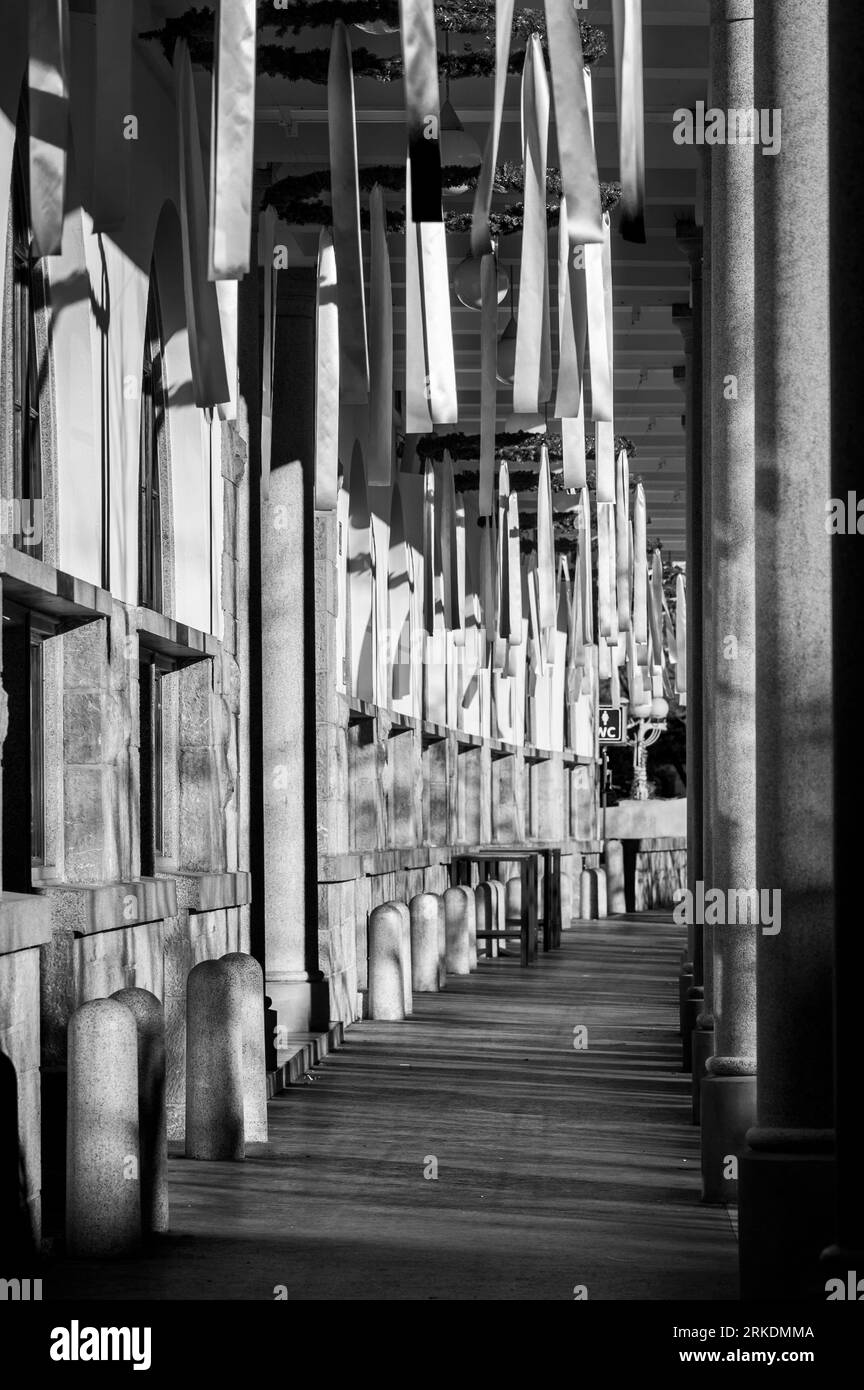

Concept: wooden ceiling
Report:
left=159, top=0, right=708, bottom=559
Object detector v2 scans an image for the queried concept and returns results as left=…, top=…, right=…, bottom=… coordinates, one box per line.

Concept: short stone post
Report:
left=444, top=886, right=471, bottom=975
left=487, top=879, right=504, bottom=957
left=580, top=867, right=608, bottom=920
left=368, top=904, right=406, bottom=1020
left=458, top=885, right=478, bottom=969
left=437, top=895, right=447, bottom=986
left=185, top=960, right=245, bottom=1161
left=111, top=988, right=168, bottom=1236
left=410, top=893, right=441, bottom=992
left=66, top=998, right=141, bottom=1257
left=605, top=839, right=627, bottom=914
left=392, top=901, right=413, bottom=1014
left=504, top=876, right=522, bottom=955
left=474, top=881, right=494, bottom=959
left=221, top=953, right=269, bottom=1143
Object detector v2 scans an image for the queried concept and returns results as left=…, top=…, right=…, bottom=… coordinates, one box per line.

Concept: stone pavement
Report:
left=46, top=913, right=739, bottom=1301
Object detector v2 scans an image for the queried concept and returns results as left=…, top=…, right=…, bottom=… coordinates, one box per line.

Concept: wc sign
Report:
left=598, top=707, right=624, bottom=744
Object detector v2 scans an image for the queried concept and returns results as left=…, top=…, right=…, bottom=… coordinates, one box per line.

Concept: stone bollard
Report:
left=474, top=881, right=495, bottom=959
left=437, top=896, right=447, bottom=987
left=368, top=904, right=406, bottom=1020
left=185, top=960, right=245, bottom=1161
left=487, top=879, right=505, bottom=957
left=66, top=998, right=141, bottom=1257
left=504, top=876, right=522, bottom=955
left=580, top=867, right=608, bottom=920
left=111, top=988, right=169, bottom=1237
left=458, top=885, right=478, bottom=969
left=443, top=886, right=471, bottom=975
left=392, top=901, right=413, bottom=1015
left=605, top=840, right=627, bottom=914
left=221, top=954, right=269, bottom=1143
left=409, top=894, right=441, bottom=992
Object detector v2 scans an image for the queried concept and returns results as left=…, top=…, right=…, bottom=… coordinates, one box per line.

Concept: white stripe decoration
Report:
left=470, top=0, right=515, bottom=259
left=632, top=482, right=648, bottom=646
left=615, top=447, right=631, bottom=629
left=612, top=0, right=647, bottom=244
left=398, top=0, right=442, bottom=222
left=29, top=0, right=70, bottom=256
left=513, top=34, right=551, bottom=415
left=328, top=21, right=369, bottom=402
left=595, top=419, right=616, bottom=506
left=584, top=216, right=613, bottom=422
left=209, top=0, right=257, bottom=278
left=479, top=252, right=499, bottom=517
left=368, top=185, right=394, bottom=488
left=175, top=41, right=230, bottom=409
left=314, top=227, right=339, bottom=511
left=555, top=195, right=589, bottom=422
left=543, top=0, right=604, bottom=246
left=92, top=0, right=132, bottom=232
left=561, top=414, right=587, bottom=492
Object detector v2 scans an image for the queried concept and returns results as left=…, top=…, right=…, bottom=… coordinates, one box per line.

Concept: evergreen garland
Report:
left=142, top=6, right=607, bottom=77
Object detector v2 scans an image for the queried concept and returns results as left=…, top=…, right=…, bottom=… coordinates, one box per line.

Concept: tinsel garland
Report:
left=142, top=9, right=606, bottom=77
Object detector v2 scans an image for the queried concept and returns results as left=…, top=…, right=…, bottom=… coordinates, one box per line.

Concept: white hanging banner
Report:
left=612, top=0, right=647, bottom=243
left=513, top=34, right=551, bottom=415
left=506, top=489, right=523, bottom=646
left=454, top=497, right=467, bottom=647
left=423, top=458, right=437, bottom=635
left=216, top=278, right=238, bottom=422
left=92, top=0, right=132, bottom=232
left=649, top=548, right=664, bottom=663
left=314, top=227, right=339, bottom=510
left=615, top=447, right=631, bottom=629
left=29, top=0, right=70, bottom=256
left=595, top=419, right=616, bottom=505
left=479, top=252, right=498, bottom=517
left=632, top=482, right=648, bottom=646
left=328, top=21, right=369, bottom=402
left=368, top=184, right=394, bottom=488
left=398, top=0, right=442, bottom=222
left=259, top=207, right=279, bottom=497
left=597, top=501, right=614, bottom=641
left=470, top=0, right=515, bottom=259
left=676, top=571, right=687, bottom=697
left=585, top=214, right=613, bottom=422
left=555, top=195, right=589, bottom=420
left=438, top=453, right=462, bottom=632
left=404, top=170, right=433, bottom=434
left=543, top=0, right=604, bottom=246
left=561, top=413, right=587, bottom=492
left=209, top=0, right=257, bottom=278
left=537, top=444, right=557, bottom=634
left=176, top=41, right=231, bottom=408
left=579, top=485, right=594, bottom=647
left=405, top=158, right=458, bottom=428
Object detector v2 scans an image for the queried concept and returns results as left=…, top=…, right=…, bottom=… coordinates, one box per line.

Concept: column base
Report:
left=700, top=1072, right=756, bottom=1202
left=681, top=987, right=703, bottom=1071
left=691, top=1025, right=714, bottom=1125
left=267, top=978, right=331, bottom=1034
left=739, top=1150, right=835, bottom=1300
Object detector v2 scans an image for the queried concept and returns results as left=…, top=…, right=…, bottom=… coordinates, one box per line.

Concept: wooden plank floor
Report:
left=48, top=913, right=739, bottom=1301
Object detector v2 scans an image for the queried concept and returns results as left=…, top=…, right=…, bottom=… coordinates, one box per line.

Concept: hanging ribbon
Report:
left=405, top=157, right=458, bottom=429
left=437, top=453, right=462, bottom=632
left=454, top=498, right=467, bottom=647
left=209, top=0, right=257, bottom=278
left=176, top=41, right=230, bottom=409
left=585, top=217, right=613, bottom=422
left=470, top=0, right=515, bottom=259
left=398, top=0, right=442, bottom=222
left=314, top=227, right=339, bottom=510
left=579, top=485, right=594, bottom=646
left=505, top=487, right=523, bottom=646
left=368, top=185, right=394, bottom=487
left=423, top=459, right=436, bottom=635
left=29, top=0, right=70, bottom=256
left=632, top=483, right=648, bottom=646
left=513, top=34, right=551, bottom=415
left=597, top=502, right=614, bottom=641
left=91, top=0, right=132, bottom=231
left=561, top=414, right=587, bottom=492
left=612, top=0, right=646, bottom=244
left=595, top=419, right=615, bottom=505
left=216, top=279, right=238, bottom=422
left=329, top=21, right=369, bottom=401
left=537, top=443, right=557, bottom=643
left=615, top=447, right=631, bottom=629
left=649, top=548, right=664, bottom=668
left=555, top=195, right=589, bottom=420
left=543, top=0, right=603, bottom=246
left=479, top=252, right=498, bottom=517
left=676, top=571, right=687, bottom=698
left=259, top=207, right=279, bottom=496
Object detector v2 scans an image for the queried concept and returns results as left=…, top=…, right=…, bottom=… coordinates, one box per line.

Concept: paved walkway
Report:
left=49, top=914, right=739, bottom=1301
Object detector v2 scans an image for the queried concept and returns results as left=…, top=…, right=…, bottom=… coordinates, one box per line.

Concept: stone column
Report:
left=738, top=0, right=834, bottom=1299
left=700, top=0, right=757, bottom=1201
left=822, top=0, right=864, bottom=1284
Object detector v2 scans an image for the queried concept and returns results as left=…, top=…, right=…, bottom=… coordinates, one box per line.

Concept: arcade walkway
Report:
left=48, top=915, right=738, bottom=1302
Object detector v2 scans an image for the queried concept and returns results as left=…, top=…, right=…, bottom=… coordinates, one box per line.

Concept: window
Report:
left=1, top=604, right=50, bottom=889
left=10, top=145, right=43, bottom=559
left=139, top=652, right=168, bottom=876
left=138, top=279, right=164, bottom=611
